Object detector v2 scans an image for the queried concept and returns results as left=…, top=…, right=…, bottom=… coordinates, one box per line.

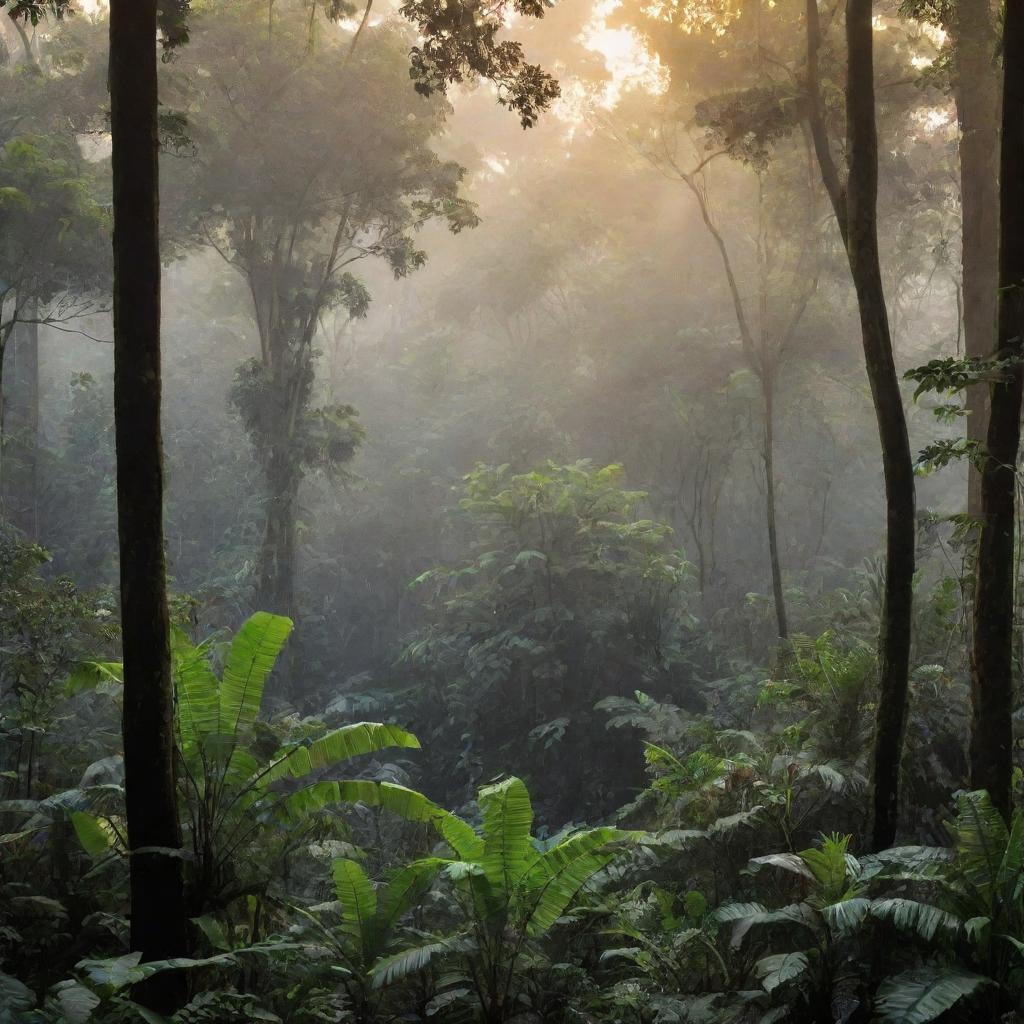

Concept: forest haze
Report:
left=2, top=0, right=1023, bottom=1021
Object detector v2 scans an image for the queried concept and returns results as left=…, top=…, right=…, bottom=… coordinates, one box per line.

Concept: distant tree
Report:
left=0, top=136, right=109, bottom=513
left=602, top=1, right=827, bottom=649
left=164, top=4, right=481, bottom=622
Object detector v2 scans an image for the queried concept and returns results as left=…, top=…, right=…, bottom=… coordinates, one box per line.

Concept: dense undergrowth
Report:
left=1, top=503, right=1014, bottom=1024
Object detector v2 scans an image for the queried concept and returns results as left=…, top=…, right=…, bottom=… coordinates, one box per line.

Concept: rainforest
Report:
left=1, top=0, right=1023, bottom=1021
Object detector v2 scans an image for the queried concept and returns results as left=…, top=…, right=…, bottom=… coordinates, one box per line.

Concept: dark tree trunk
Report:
left=846, top=0, right=916, bottom=853
left=970, top=0, right=1024, bottom=823
left=256, top=446, right=299, bottom=617
left=954, top=1, right=1000, bottom=519
left=763, top=372, right=788, bottom=641
left=807, top=0, right=916, bottom=851
left=109, top=0, right=188, bottom=1010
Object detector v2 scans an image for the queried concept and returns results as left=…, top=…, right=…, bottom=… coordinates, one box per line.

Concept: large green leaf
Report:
left=434, top=808, right=484, bottom=861
left=373, top=859, right=447, bottom=950
left=262, top=723, right=419, bottom=785
left=173, top=630, right=220, bottom=755
left=798, top=834, right=853, bottom=900
left=947, top=790, right=1008, bottom=906
left=820, top=896, right=870, bottom=934
left=997, top=808, right=1024, bottom=897
left=874, top=967, right=991, bottom=1023
left=749, top=852, right=814, bottom=881
left=754, top=952, right=810, bottom=995
left=65, top=661, right=124, bottom=696
left=368, top=940, right=453, bottom=989
left=217, top=612, right=293, bottom=739
left=70, top=811, right=117, bottom=858
left=869, top=898, right=961, bottom=942
left=331, top=858, right=377, bottom=962
left=0, top=972, right=34, bottom=1012
left=522, top=827, right=628, bottom=935
left=280, top=779, right=432, bottom=822
left=479, top=777, right=534, bottom=893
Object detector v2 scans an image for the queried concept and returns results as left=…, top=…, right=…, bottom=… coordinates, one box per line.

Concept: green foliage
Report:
left=0, top=135, right=110, bottom=341
left=402, top=460, right=696, bottom=818
left=398, top=0, right=559, bottom=128
left=378, top=774, right=641, bottom=1021
left=66, top=614, right=428, bottom=924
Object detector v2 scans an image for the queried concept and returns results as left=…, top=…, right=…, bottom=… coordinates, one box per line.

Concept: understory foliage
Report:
left=398, top=461, right=697, bottom=819
left=0, top=518, right=1002, bottom=1023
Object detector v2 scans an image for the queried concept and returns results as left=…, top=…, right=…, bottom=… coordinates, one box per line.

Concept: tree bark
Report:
left=109, top=0, right=188, bottom=1010
left=953, top=1, right=1000, bottom=518
left=806, top=0, right=916, bottom=850
left=970, top=0, right=1024, bottom=823
left=256, top=445, right=299, bottom=616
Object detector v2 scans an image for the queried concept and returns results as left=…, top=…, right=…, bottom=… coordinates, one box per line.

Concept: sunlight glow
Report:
left=577, top=0, right=667, bottom=110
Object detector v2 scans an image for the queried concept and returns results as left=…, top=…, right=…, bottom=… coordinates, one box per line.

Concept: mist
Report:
left=1, top=1, right=1014, bottom=1021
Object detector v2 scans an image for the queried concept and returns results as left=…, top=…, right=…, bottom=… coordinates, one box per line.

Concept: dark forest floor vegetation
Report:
left=3, top=0, right=1024, bottom=1021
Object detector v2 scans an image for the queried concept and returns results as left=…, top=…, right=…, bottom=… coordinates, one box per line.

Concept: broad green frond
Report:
left=997, top=809, right=1024, bottom=895
left=375, top=859, right=447, bottom=946
left=331, top=858, right=377, bottom=962
left=437, top=808, right=485, bottom=861
left=218, top=612, right=293, bottom=739
left=869, top=898, right=961, bottom=942
left=173, top=631, right=219, bottom=755
left=947, top=790, right=1008, bottom=905
left=522, top=827, right=629, bottom=935
left=820, top=896, right=870, bottom=934
left=874, top=967, right=991, bottom=1023
left=262, top=723, right=419, bottom=785
left=799, top=834, right=853, bottom=900
left=479, top=776, right=534, bottom=893
left=749, top=852, right=814, bottom=881
left=754, top=951, right=810, bottom=994
left=70, top=811, right=117, bottom=858
left=369, top=941, right=452, bottom=989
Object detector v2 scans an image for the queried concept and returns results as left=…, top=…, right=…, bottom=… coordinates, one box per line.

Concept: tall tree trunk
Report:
left=970, top=0, right=1024, bottom=823
left=256, top=446, right=299, bottom=617
left=847, top=0, right=916, bottom=850
left=762, top=371, right=788, bottom=641
left=807, top=0, right=916, bottom=850
left=954, top=1, right=1000, bottom=518
left=109, top=0, right=188, bottom=1010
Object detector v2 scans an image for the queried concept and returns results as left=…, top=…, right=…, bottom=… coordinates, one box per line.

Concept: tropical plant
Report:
left=375, top=775, right=640, bottom=1022
left=71, top=612, right=428, bottom=921
left=866, top=789, right=1024, bottom=1022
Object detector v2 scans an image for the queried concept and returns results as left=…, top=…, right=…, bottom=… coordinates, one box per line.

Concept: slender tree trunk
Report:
left=806, top=0, right=916, bottom=850
left=847, top=0, right=916, bottom=853
left=970, top=0, right=1024, bottom=823
left=678, top=173, right=789, bottom=643
left=762, top=372, right=788, bottom=641
left=109, top=0, right=188, bottom=1010
left=954, top=1, right=1000, bottom=519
